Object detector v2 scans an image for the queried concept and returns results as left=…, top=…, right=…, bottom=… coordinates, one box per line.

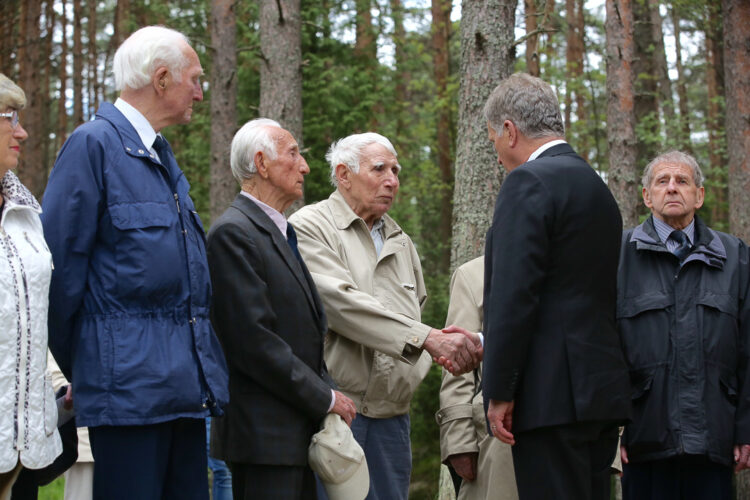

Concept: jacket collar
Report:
left=534, top=142, right=576, bottom=160
left=327, top=189, right=402, bottom=239
left=1, top=170, right=41, bottom=217
left=96, top=102, right=164, bottom=166
left=231, top=194, right=324, bottom=322
left=631, top=215, right=726, bottom=269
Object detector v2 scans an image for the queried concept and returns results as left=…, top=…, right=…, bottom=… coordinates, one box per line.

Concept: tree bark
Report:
left=606, top=0, right=639, bottom=229
left=57, top=0, right=69, bottom=149
left=355, top=0, right=376, bottom=61
left=0, top=0, right=18, bottom=75
left=432, top=0, right=453, bottom=274
left=209, top=0, right=238, bottom=223
left=705, top=1, right=727, bottom=228
left=451, top=0, right=515, bottom=270
left=390, top=0, right=409, bottom=140
left=87, top=0, right=99, bottom=117
left=723, top=0, right=750, bottom=243
left=16, top=0, right=46, bottom=199
left=259, top=0, right=304, bottom=210
left=72, top=0, right=83, bottom=126
left=649, top=0, right=674, bottom=133
left=671, top=7, right=691, bottom=153
left=632, top=0, right=659, bottom=165
left=43, top=0, right=54, bottom=179
left=525, top=0, right=540, bottom=76
left=564, top=0, right=575, bottom=132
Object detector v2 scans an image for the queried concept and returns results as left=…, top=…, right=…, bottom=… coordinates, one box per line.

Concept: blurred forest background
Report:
left=1, top=0, right=749, bottom=498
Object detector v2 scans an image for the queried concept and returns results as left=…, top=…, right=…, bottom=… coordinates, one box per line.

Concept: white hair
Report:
left=230, top=118, right=282, bottom=184
left=326, top=132, right=399, bottom=186
left=642, top=150, right=705, bottom=188
left=113, top=26, right=191, bottom=91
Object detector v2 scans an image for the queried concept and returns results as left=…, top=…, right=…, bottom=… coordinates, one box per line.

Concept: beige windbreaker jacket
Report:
left=289, top=190, right=432, bottom=418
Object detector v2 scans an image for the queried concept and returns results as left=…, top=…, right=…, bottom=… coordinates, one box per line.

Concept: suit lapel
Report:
left=231, top=195, right=324, bottom=325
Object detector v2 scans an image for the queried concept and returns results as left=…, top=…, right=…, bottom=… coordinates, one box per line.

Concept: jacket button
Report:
left=202, top=402, right=208, bottom=408
left=362, top=406, right=368, bottom=414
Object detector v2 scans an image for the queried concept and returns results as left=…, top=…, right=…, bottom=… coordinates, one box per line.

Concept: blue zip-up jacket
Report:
left=41, top=102, right=229, bottom=427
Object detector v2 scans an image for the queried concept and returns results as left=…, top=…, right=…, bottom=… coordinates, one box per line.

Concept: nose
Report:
left=383, top=170, right=399, bottom=189
left=194, top=81, right=203, bottom=102
left=13, top=123, right=28, bottom=142
left=300, top=156, right=310, bottom=175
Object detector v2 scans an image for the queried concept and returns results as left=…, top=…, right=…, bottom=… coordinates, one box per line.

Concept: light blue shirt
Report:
left=652, top=216, right=695, bottom=253
left=370, top=218, right=385, bottom=257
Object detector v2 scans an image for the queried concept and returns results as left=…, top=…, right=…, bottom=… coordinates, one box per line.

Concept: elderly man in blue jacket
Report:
left=617, top=151, right=750, bottom=500
left=41, top=26, right=229, bottom=500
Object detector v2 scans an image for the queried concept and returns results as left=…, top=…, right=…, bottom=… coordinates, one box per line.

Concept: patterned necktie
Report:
left=669, top=229, right=692, bottom=261
left=286, top=223, right=303, bottom=263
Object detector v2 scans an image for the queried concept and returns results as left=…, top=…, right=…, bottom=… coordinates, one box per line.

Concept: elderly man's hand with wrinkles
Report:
left=422, top=326, right=483, bottom=375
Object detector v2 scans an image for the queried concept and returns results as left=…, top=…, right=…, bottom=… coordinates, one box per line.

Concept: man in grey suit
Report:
left=207, top=119, right=356, bottom=500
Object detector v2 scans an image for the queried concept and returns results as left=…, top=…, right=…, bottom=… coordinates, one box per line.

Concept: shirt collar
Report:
left=240, top=191, right=288, bottom=237
left=114, top=98, right=159, bottom=151
left=652, top=215, right=695, bottom=245
left=527, top=139, right=567, bottom=163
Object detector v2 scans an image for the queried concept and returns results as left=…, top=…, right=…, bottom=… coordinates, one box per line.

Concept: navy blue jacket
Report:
left=618, top=216, right=750, bottom=466
left=42, top=103, right=229, bottom=427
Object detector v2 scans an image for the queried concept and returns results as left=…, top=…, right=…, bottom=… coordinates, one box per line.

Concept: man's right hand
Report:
left=448, top=452, right=478, bottom=482
left=423, top=327, right=482, bottom=375
left=330, top=390, right=356, bottom=426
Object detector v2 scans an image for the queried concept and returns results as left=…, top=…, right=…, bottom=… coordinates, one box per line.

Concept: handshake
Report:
left=423, top=325, right=483, bottom=375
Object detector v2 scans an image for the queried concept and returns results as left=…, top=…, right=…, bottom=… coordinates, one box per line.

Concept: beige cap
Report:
left=309, top=414, right=369, bottom=500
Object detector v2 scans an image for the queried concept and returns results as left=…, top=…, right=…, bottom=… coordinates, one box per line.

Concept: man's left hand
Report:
left=734, top=444, right=750, bottom=472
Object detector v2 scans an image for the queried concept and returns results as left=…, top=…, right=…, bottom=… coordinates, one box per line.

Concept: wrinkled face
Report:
left=265, top=128, right=309, bottom=204
left=344, top=142, right=400, bottom=227
left=643, top=161, right=704, bottom=229
left=0, top=109, right=28, bottom=178
left=162, top=44, right=203, bottom=126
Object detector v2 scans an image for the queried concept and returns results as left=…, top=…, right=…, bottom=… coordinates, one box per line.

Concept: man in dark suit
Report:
left=481, top=73, right=631, bottom=500
left=207, top=118, right=356, bottom=500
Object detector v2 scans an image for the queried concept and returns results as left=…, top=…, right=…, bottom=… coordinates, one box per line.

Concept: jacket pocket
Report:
left=696, top=291, right=740, bottom=366
left=625, top=366, right=673, bottom=457
left=107, top=202, right=181, bottom=302
left=617, top=292, right=674, bottom=368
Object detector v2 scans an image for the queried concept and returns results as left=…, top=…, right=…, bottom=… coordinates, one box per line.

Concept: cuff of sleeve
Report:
left=435, top=403, right=474, bottom=425
left=328, top=389, right=336, bottom=413
left=400, top=322, right=433, bottom=364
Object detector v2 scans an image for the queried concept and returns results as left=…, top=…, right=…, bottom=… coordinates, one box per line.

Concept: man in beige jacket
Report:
left=437, top=257, right=518, bottom=500
left=290, top=132, right=481, bottom=500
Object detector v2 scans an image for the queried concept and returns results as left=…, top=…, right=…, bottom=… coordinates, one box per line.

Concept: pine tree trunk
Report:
left=355, top=0, right=376, bottom=61
left=17, top=0, right=46, bottom=199
left=57, top=0, right=69, bottom=149
left=259, top=0, right=304, bottom=211
left=87, top=0, right=98, bottom=117
left=564, top=0, right=574, bottom=132
left=390, top=0, right=409, bottom=140
left=649, top=0, right=674, bottom=132
left=72, top=0, right=83, bottom=126
left=574, top=0, right=587, bottom=161
left=705, top=1, right=727, bottom=227
left=632, top=0, right=659, bottom=165
left=451, top=0, right=515, bottom=270
left=723, top=0, right=750, bottom=244
left=432, top=0, right=453, bottom=274
left=672, top=7, right=691, bottom=153
left=43, top=0, right=54, bottom=179
left=0, top=0, right=18, bottom=75
left=605, top=0, right=639, bottom=229
left=209, top=0, right=238, bottom=223
left=525, top=0, right=540, bottom=76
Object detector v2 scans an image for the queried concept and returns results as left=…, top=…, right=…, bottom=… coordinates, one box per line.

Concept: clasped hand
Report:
left=424, top=325, right=483, bottom=375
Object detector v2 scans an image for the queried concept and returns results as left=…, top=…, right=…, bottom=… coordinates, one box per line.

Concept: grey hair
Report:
left=483, top=73, right=565, bottom=139
left=642, top=150, right=705, bottom=188
left=230, top=118, right=282, bottom=184
left=326, top=132, right=399, bottom=186
left=113, top=26, right=192, bottom=91
left=0, top=73, right=26, bottom=110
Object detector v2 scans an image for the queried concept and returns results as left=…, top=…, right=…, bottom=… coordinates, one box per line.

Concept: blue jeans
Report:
left=317, top=413, right=411, bottom=500
left=206, top=418, right=233, bottom=500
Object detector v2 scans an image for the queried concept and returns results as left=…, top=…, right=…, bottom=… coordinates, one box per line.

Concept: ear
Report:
left=254, top=151, right=269, bottom=178
left=153, top=67, right=169, bottom=95
left=695, top=186, right=705, bottom=210
left=335, top=163, right=351, bottom=187
left=505, top=120, right=518, bottom=147
left=642, top=186, right=652, bottom=208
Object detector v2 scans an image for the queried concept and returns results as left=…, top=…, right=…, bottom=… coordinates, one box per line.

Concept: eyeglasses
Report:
left=0, top=110, right=19, bottom=129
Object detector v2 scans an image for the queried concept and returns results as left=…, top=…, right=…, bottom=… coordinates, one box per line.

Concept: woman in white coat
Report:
left=0, top=74, right=61, bottom=499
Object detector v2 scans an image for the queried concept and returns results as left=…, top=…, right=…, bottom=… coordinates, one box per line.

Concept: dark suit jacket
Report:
left=482, top=143, right=631, bottom=433
left=207, top=194, right=333, bottom=465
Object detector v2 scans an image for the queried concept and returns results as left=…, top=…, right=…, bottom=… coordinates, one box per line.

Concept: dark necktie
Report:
left=669, top=229, right=691, bottom=261
left=153, top=135, right=169, bottom=163
left=152, top=136, right=180, bottom=187
left=286, top=223, right=303, bottom=263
